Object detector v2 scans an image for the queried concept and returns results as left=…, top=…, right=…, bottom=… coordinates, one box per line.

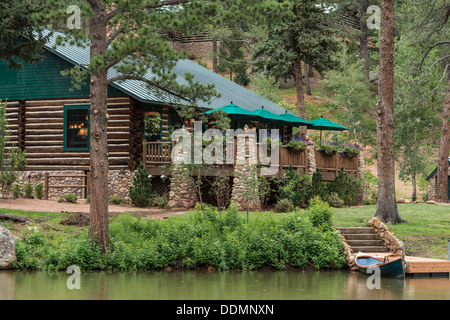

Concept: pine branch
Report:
left=419, top=41, right=450, bottom=70
left=107, top=75, right=193, bottom=103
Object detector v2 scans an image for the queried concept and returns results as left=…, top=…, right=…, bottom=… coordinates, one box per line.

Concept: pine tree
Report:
left=0, top=0, right=49, bottom=70
left=35, top=0, right=222, bottom=250
left=252, top=0, right=341, bottom=135
left=129, top=162, right=154, bottom=207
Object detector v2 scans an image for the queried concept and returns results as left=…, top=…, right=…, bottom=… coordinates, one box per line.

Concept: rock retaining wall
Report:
left=369, top=217, right=404, bottom=254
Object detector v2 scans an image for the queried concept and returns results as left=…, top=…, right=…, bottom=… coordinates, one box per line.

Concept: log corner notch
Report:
left=17, top=99, right=26, bottom=152
left=128, top=98, right=144, bottom=172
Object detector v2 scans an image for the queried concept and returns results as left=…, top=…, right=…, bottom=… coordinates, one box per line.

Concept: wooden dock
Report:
left=364, top=252, right=450, bottom=277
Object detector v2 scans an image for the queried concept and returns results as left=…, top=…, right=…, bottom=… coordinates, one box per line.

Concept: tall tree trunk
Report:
left=212, top=38, right=218, bottom=73
left=436, top=81, right=450, bottom=203
left=359, top=0, right=370, bottom=80
left=88, top=1, right=109, bottom=251
left=294, top=59, right=307, bottom=136
left=305, top=63, right=312, bottom=95
left=411, top=173, right=417, bottom=202
left=375, top=0, right=405, bottom=224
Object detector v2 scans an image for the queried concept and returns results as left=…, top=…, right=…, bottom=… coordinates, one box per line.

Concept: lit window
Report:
left=63, top=105, right=90, bottom=151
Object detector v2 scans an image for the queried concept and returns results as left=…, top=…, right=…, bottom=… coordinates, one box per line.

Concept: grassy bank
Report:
left=2, top=200, right=347, bottom=272
left=333, top=203, right=450, bottom=260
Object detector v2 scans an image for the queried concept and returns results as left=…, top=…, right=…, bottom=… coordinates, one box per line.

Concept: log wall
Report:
left=5, top=96, right=133, bottom=171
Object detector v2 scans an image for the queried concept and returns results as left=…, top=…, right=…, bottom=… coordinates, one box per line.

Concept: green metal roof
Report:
left=425, top=158, right=450, bottom=181
left=40, top=30, right=289, bottom=115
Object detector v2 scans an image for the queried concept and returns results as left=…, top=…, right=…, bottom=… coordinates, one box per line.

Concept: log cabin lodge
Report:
left=0, top=30, right=363, bottom=208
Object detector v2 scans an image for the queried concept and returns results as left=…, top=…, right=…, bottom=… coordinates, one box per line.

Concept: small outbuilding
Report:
left=426, top=157, right=450, bottom=202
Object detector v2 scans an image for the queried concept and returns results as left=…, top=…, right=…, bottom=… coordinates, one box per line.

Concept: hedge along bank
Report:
left=13, top=199, right=348, bottom=271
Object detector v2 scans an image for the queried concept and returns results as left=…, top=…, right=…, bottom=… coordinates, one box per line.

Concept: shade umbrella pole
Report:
left=320, top=130, right=323, bottom=148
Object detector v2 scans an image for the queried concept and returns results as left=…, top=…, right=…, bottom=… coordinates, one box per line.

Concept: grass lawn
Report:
left=333, top=203, right=450, bottom=260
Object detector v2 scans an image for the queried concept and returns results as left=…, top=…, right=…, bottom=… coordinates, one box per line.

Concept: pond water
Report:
left=0, top=270, right=449, bottom=300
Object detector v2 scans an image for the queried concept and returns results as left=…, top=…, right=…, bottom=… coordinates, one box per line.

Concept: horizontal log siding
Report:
left=5, top=97, right=132, bottom=171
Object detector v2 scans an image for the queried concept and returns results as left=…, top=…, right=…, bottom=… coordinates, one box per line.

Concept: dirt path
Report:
left=0, top=198, right=188, bottom=219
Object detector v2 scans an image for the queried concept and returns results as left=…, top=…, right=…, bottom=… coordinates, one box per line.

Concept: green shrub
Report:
left=327, top=192, right=344, bottom=208
left=307, top=196, right=334, bottom=231
left=129, top=162, right=154, bottom=207
left=311, top=168, right=328, bottom=201
left=12, top=184, right=21, bottom=198
left=274, top=198, right=294, bottom=213
left=277, top=166, right=311, bottom=207
left=152, top=194, right=169, bottom=209
left=24, top=183, right=34, bottom=199
left=14, top=207, right=347, bottom=272
left=85, top=195, right=90, bottom=204
left=234, top=70, right=250, bottom=86
left=58, top=197, right=64, bottom=203
left=34, top=183, right=44, bottom=200
left=109, top=196, right=123, bottom=205
left=362, top=199, right=376, bottom=205
left=63, top=193, right=78, bottom=203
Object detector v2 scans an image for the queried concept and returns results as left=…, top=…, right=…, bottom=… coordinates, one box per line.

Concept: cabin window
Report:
left=63, top=105, right=90, bottom=151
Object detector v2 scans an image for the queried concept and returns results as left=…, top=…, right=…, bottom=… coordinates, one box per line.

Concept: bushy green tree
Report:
left=129, top=162, right=154, bottom=207
left=0, top=101, right=27, bottom=198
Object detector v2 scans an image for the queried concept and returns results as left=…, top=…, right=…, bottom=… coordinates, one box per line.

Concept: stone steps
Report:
left=337, top=227, right=390, bottom=253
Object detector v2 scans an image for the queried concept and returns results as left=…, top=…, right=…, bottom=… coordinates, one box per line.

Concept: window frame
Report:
left=63, top=104, right=90, bottom=151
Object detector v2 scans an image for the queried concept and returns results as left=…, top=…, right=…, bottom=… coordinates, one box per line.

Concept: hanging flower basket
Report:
left=144, top=111, right=161, bottom=138
left=319, top=141, right=339, bottom=156
left=287, top=136, right=308, bottom=152
left=341, top=143, right=363, bottom=158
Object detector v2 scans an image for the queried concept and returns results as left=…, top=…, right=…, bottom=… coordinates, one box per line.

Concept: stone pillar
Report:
left=168, top=130, right=198, bottom=209
left=306, top=142, right=316, bottom=175
left=168, top=166, right=198, bottom=209
left=428, top=175, right=437, bottom=201
left=230, top=134, right=260, bottom=211
left=357, top=149, right=366, bottom=179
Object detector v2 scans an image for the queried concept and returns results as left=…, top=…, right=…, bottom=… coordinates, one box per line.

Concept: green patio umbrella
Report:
left=279, top=111, right=313, bottom=128
left=309, top=116, right=349, bottom=147
left=204, top=103, right=256, bottom=117
left=250, top=107, right=287, bottom=125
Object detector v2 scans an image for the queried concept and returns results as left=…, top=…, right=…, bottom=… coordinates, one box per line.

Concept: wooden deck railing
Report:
left=142, top=141, right=357, bottom=179
left=143, top=141, right=173, bottom=165
left=315, top=150, right=358, bottom=181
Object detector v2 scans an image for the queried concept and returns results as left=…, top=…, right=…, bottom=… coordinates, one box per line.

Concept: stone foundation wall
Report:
left=15, top=170, right=135, bottom=203
left=17, top=171, right=85, bottom=200
left=369, top=217, right=404, bottom=255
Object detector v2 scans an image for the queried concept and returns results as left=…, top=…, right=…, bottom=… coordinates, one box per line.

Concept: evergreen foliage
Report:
left=129, top=162, right=154, bottom=207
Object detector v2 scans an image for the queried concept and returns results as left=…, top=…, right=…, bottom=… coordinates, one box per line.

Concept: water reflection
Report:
left=0, top=270, right=449, bottom=300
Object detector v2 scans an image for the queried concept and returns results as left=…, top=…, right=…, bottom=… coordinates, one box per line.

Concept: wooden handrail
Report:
left=44, top=172, right=89, bottom=200
left=142, top=140, right=357, bottom=177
